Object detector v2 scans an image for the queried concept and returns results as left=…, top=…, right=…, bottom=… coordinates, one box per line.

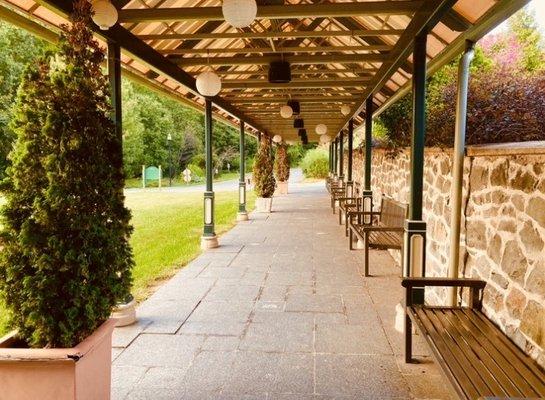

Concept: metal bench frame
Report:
left=347, top=195, right=408, bottom=276
left=403, top=277, right=545, bottom=400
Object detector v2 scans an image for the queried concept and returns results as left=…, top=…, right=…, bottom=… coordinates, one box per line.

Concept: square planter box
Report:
left=255, top=197, right=273, bottom=213
left=0, top=318, right=116, bottom=400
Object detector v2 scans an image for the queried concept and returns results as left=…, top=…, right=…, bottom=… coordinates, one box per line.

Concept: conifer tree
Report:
left=252, top=139, right=275, bottom=198
left=0, top=0, right=133, bottom=348
left=274, top=144, right=290, bottom=182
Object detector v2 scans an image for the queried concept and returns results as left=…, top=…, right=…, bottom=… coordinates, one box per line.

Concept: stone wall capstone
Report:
left=345, top=142, right=545, bottom=368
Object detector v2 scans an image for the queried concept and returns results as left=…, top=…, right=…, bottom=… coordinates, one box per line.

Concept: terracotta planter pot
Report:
left=276, top=181, right=289, bottom=195
left=255, top=197, right=273, bottom=213
left=0, top=318, right=116, bottom=400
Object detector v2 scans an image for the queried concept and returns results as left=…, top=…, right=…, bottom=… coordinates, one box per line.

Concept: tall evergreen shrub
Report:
left=0, top=0, right=133, bottom=348
left=252, top=139, right=275, bottom=198
left=274, top=144, right=290, bottom=182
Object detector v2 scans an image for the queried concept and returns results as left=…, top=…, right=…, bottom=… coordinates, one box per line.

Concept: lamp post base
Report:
left=201, top=235, right=219, bottom=250
left=237, top=212, right=249, bottom=221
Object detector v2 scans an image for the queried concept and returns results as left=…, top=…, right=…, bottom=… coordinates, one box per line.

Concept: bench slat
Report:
left=460, top=309, right=545, bottom=397
left=417, top=308, right=494, bottom=398
left=439, top=309, right=521, bottom=397
left=411, top=307, right=545, bottom=399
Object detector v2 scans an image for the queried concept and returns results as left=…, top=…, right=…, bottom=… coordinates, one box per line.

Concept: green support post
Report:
left=333, top=137, right=338, bottom=179
left=329, top=143, right=333, bottom=176
left=107, top=41, right=136, bottom=326
left=346, top=120, right=354, bottom=197
left=362, top=96, right=374, bottom=225
left=338, top=130, right=344, bottom=181
left=201, top=98, right=219, bottom=249
left=403, top=31, right=428, bottom=304
left=237, top=121, right=248, bottom=221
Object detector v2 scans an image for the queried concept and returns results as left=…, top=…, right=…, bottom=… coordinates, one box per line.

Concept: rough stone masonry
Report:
left=347, top=141, right=545, bottom=368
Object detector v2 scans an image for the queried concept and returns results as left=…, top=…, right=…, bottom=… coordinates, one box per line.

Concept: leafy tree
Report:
left=252, top=139, right=275, bottom=198
left=0, top=21, right=47, bottom=178
left=509, top=7, right=544, bottom=72
left=0, top=1, right=133, bottom=348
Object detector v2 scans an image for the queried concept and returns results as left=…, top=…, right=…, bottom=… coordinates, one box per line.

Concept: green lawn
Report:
left=125, top=172, right=240, bottom=189
left=0, top=189, right=255, bottom=336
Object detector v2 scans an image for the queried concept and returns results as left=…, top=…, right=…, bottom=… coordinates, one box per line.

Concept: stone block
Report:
left=525, top=263, right=545, bottom=297
left=520, top=300, right=545, bottom=348
left=520, top=221, right=544, bottom=257
left=527, top=196, right=545, bottom=229
left=500, top=240, right=527, bottom=285
left=505, top=287, right=527, bottom=320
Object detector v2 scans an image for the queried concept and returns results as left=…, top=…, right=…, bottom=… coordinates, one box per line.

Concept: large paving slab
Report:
left=112, top=179, right=452, bottom=400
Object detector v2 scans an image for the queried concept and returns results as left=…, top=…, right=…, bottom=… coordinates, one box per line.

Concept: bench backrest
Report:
left=378, top=196, right=408, bottom=228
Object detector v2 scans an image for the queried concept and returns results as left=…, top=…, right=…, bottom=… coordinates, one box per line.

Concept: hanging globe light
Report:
left=315, top=124, right=328, bottom=135
left=196, top=71, right=222, bottom=97
left=222, top=0, right=258, bottom=28
left=272, top=134, right=283, bottom=143
left=340, top=104, right=351, bottom=116
left=320, top=134, right=331, bottom=144
left=91, top=0, right=118, bottom=30
left=280, top=105, right=293, bottom=119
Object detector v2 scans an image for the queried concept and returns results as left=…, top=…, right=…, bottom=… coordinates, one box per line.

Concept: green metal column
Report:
left=329, top=143, right=333, bottom=176
left=346, top=120, right=354, bottom=197
left=338, top=131, right=344, bottom=181
left=362, top=96, right=374, bottom=227
left=202, top=98, right=218, bottom=249
left=108, top=41, right=137, bottom=324
left=333, top=138, right=338, bottom=179
left=237, top=121, right=248, bottom=221
left=107, top=41, right=122, bottom=141
left=403, top=31, right=428, bottom=298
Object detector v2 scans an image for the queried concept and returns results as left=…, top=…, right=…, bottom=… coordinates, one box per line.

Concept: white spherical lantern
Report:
left=91, top=0, right=118, bottom=30
left=340, top=104, right=351, bottom=116
left=280, top=105, right=293, bottom=119
left=272, top=134, right=283, bottom=143
left=222, top=0, right=257, bottom=28
left=320, top=134, right=331, bottom=144
left=196, top=71, right=222, bottom=97
left=315, top=124, right=328, bottom=135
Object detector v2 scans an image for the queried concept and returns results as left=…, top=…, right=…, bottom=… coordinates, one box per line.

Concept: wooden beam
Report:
left=160, top=44, right=392, bottom=55
left=189, top=68, right=376, bottom=76
left=119, top=2, right=423, bottom=23
left=137, top=29, right=404, bottom=41
left=222, top=79, right=368, bottom=89
left=230, top=97, right=355, bottom=104
left=173, top=53, right=387, bottom=66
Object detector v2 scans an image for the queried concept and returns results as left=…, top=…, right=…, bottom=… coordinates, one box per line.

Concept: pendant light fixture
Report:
left=196, top=51, right=222, bottom=97
left=272, top=134, right=283, bottom=143
left=222, top=0, right=258, bottom=28
left=341, top=104, right=351, bottom=116
left=280, top=104, right=293, bottom=119
left=315, top=124, right=328, bottom=135
left=91, top=0, right=118, bottom=30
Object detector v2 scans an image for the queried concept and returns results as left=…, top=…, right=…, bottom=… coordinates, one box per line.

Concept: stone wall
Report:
left=345, top=142, right=545, bottom=368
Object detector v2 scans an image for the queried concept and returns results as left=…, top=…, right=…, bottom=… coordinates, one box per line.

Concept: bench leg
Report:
left=349, top=229, right=353, bottom=250
left=344, top=213, right=349, bottom=237
left=338, top=209, right=342, bottom=225
left=405, top=314, right=413, bottom=363
left=364, top=232, right=370, bottom=277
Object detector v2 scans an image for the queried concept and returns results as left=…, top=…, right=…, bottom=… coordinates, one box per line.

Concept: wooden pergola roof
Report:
left=0, top=0, right=529, bottom=141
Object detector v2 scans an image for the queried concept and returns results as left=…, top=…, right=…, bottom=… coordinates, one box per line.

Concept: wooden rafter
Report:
left=118, top=2, right=423, bottom=23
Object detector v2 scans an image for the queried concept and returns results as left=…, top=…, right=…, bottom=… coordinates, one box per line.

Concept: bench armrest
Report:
left=403, top=277, right=486, bottom=309
left=347, top=211, right=378, bottom=216
left=402, top=277, right=486, bottom=289
left=362, top=226, right=404, bottom=232
left=337, top=197, right=357, bottom=202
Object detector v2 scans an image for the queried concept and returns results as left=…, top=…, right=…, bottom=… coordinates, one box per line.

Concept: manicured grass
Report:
left=0, top=189, right=255, bottom=335
left=125, top=172, right=240, bottom=189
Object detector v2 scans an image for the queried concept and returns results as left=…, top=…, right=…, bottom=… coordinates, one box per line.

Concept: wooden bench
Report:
left=337, top=182, right=361, bottom=232
left=403, top=277, right=545, bottom=400
left=329, top=181, right=346, bottom=213
left=347, top=195, right=408, bottom=276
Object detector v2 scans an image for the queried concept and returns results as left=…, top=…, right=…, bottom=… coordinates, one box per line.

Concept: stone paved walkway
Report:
left=111, top=180, right=450, bottom=400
